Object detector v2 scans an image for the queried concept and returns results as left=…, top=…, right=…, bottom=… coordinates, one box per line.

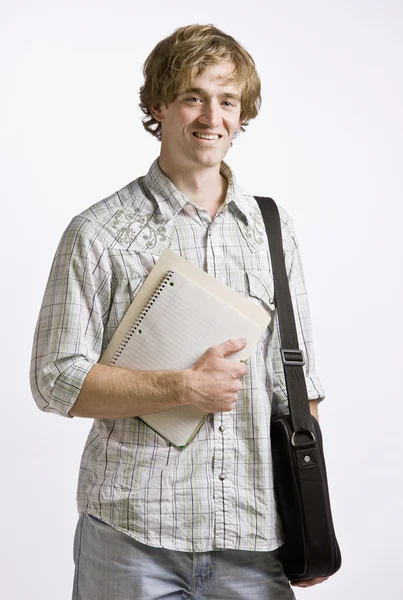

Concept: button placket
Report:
left=208, top=226, right=226, bottom=271
left=213, top=411, right=235, bottom=546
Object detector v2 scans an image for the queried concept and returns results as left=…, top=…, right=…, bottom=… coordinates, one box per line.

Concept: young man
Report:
left=30, top=24, right=328, bottom=599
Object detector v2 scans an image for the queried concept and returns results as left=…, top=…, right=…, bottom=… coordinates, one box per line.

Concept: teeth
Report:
left=194, top=133, right=219, bottom=140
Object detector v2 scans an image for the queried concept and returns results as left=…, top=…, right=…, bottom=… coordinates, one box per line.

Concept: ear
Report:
left=149, top=102, right=165, bottom=123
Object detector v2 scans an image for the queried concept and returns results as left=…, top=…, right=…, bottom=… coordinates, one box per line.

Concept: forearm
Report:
left=68, top=363, right=189, bottom=419
left=309, top=399, right=319, bottom=422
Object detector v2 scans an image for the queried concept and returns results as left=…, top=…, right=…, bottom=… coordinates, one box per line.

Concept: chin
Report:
left=194, top=151, right=229, bottom=168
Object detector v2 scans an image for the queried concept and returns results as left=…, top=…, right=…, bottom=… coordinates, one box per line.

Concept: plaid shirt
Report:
left=30, top=158, right=325, bottom=552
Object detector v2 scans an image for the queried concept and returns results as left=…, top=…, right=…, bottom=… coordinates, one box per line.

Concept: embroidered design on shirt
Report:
left=112, top=208, right=168, bottom=249
left=243, top=207, right=266, bottom=245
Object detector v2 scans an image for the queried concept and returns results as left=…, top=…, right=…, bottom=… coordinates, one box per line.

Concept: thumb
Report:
left=216, top=338, right=248, bottom=358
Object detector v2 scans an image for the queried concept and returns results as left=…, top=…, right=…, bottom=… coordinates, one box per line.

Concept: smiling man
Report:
left=30, top=24, right=327, bottom=599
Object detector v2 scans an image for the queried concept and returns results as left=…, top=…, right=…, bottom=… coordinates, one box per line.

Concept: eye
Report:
left=222, top=101, right=235, bottom=107
left=186, top=97, right=202, bottom=103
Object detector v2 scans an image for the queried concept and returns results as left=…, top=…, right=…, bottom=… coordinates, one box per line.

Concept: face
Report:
left=150, top=62, right=243, bottom=171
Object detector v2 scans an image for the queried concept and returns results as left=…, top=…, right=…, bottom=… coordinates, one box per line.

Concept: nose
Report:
left=197, top=101, right=222, bottom=129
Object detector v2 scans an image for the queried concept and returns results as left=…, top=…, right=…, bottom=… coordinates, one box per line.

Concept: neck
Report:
left=158, top=154, right=228, bottom=215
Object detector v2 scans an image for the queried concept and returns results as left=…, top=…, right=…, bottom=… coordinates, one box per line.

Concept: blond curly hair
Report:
left=139, top=24, right=262, bottom=141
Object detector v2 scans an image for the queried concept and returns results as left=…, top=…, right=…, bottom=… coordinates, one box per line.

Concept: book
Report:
left=99, top=250, right=271, bottom=448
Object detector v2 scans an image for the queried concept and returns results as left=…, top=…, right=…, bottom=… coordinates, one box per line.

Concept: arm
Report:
left=30, top=216, right=115, bottom=418
left=309, top=399, right=319, bottom=422
left=291, top=404, right=329, bottom=589
left=271, top=209, right=326, bottom=411
left=69, top=338, right=249, bottom=419
left=273, top=213, right=328, bottom=589
left=29, top=217, right=248, bottom=419
left=68, top=363, right=188, bottom=418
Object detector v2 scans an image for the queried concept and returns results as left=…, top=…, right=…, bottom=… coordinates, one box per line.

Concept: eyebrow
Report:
left=179, top=87, right=242, bottom=102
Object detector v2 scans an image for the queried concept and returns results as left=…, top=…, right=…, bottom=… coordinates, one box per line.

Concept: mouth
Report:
left=192, top=132, right=223, bottom=142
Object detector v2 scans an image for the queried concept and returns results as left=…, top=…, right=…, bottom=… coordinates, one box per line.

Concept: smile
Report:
left=193, top=132, right=222, bottom=141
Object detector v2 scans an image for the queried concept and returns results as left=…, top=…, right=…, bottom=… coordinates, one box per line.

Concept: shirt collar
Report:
left=143, top=158, right=252, bottom=227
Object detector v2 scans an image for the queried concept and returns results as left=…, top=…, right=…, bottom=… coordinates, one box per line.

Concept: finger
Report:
left=240, top=362, right=249, bottom=376
left=232, top=362, right=249, bottom=378
left=291, top=577, right=329, bottom=587
left=230, top=379, right=243, bottom=392
left=214, top=338, right=248, bottom=358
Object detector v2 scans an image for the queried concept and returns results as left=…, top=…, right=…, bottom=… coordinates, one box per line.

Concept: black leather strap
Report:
left=254, top=196, right=314, bottom=440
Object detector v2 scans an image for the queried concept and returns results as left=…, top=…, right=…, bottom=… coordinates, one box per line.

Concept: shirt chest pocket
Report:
left=245, top=270, right=276, bottom=332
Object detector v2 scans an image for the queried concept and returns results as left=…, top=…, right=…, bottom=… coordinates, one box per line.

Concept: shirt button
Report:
left=219, top=474, right=226, bottom=481
left=219, top=426, right=225, bottom=432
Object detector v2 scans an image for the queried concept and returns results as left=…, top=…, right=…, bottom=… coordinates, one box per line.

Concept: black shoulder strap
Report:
left=254, top=196, right=314, bottom=438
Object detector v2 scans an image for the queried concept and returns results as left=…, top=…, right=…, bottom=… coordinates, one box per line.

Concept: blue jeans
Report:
left=72, top=513, right=296, bottom=600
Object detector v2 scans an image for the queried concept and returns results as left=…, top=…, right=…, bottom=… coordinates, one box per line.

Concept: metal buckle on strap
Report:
left=291, top=430, right=316, bottom=447
left=281, top=349, right=305, bottom=366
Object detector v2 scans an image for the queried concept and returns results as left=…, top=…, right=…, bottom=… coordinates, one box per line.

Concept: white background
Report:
left=2, top=1, right=403, bottom=598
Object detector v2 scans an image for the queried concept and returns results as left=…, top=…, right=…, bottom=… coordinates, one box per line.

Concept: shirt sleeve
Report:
left=29, top=216, right=112, bottom=418
left=271, top=208, right=325, bottom=409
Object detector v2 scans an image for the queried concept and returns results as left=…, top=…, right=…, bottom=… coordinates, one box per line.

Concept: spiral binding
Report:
left=110, top=270, right=175, bottom=365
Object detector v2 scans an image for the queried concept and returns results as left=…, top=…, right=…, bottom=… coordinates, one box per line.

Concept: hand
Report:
left=184, top=338, right=249, bottom=413
left=290, top=577, right=329, bottom=588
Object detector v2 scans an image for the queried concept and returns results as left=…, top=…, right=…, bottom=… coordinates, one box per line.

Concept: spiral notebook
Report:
left=99, top=250, right=271, bottom=448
